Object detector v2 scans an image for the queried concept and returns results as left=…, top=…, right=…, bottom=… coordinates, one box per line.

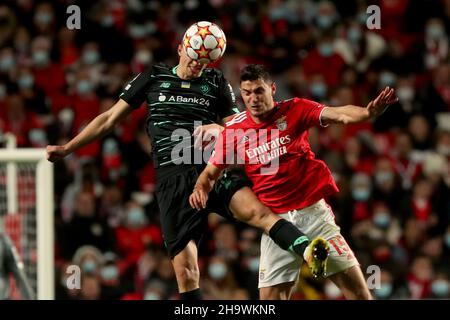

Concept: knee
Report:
left=173, top=263, right=200, bottom=287
left=244, top=203, right=272, bottom=226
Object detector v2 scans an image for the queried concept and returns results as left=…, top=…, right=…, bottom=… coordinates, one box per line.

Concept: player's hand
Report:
left=367, top=86, right=399, bottom=118
left=189, top=187, right=208, bottom=210
left=46, top=145, right=68, bottom=162
left=193, top=124, right=223, bottom=149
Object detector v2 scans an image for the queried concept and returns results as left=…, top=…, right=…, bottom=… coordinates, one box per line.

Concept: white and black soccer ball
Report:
left=182, top=21, right=227, bottom=64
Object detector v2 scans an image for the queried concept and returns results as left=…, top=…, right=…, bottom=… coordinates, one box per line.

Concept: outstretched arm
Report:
left=189, top=164, right=223, bottom=210
left=46, top=99, right=133, bottom=162
left=321, top=87, right=398, bottom=126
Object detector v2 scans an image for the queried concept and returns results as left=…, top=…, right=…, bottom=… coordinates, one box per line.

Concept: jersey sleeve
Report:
left=208, top=127, right=235, bottom=170
left=216, top=74, right=239, bottom=119
left=292, top=98, right=327, bottom=129
left=119, top=67, right=153, bottom=109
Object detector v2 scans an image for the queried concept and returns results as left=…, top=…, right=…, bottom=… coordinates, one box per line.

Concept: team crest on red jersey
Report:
left=276, top=115, right=287, bottom=131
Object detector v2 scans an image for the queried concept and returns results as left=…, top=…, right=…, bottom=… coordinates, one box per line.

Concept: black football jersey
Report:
left=119, top=63, right=238, bottom=169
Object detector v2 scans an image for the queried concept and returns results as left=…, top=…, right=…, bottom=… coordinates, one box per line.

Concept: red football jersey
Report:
left=209, top=98, right=339, bottom=213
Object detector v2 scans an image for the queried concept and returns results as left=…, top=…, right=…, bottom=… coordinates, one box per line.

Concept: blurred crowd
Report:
left=0, top=0, right=449, bottom=300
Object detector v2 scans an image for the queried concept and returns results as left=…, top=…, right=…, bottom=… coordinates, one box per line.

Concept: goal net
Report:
left=0, top=138, right=54, bottom=300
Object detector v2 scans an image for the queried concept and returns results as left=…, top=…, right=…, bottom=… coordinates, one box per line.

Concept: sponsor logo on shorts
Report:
left=259, top=268, right=266, bottom=281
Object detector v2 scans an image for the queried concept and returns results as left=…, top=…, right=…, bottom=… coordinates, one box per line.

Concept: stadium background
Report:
left=0, top=0, right=449, bottom=300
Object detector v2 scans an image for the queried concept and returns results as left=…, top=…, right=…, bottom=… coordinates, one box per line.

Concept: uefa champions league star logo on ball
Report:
left=182, top=21, right=227, bottom=64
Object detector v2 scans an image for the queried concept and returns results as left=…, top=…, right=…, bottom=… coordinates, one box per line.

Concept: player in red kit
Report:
left=190, top=64, right=398, bottom=300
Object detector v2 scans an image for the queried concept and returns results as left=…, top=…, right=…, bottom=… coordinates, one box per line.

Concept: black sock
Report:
left=268, top=219, right=309, bottom=257
left=180, top=288, right=203, bottom=300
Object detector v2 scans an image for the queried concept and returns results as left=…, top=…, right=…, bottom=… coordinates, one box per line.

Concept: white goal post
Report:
left=0, top=135, right=54, bottom=300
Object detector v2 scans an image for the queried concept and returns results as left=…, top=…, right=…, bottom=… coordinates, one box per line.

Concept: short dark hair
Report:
left=240, top=64, right=272, bottom=83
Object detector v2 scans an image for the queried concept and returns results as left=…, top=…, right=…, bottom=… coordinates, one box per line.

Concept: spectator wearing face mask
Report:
left=99, top=252, right=127, bottom=300
left=68, top=70, right=101, bottom=159
left=131, top=44, right=153, bottom=74
left=1, top=93, right=43, bottom=147
left=30, top=36, right=66, bottom=101
left=202, top=255, right=249, bottom=300
left=207, top=221, right=240, bottom=265
left=71, top=73, right=100, bottom=127
left=114, top=201, right=163, bottom=275
left=371, top=203, right=402, bottom=246
left=16, top=68, right=48, bottom=115
left=13, top=67, right=56, bottom=148
left=422, top=18, right=449, bottom=71
left=406, top=255, right=434, bottom=299
left=0, top=47, right=16, bottom=78
left=303, top=32, right=347, bottom=88
left=391, top=131, right=423, bottom=190
left=372, top=269, right=410, bottom=299
left=372, top=156, right=404, bottom=213
left=142, top=279, right=169, bottom=300
left=71, top=245, right=103, bottom=276
left=33, top=2, right=56, bottom=36
left=313, top=0, right=339, bottom=32
left=349, top=172, right=374, bottom=223
left=400, top=178, right=436, bottom=228
left=334, top=20, right=387, bottom=73
left=308, top=73, right=329, bottom=102
left=75, top=42, right=106, bottom=91
left=100, top=138, right=123, bottom=183
left=58, top=191, right=115, bottom=260
left=429, top=272, right=450, bottom=299
left=373, top=74, right=420, bottom=132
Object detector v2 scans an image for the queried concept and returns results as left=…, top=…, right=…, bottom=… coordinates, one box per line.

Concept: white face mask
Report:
left=58, top=108, right=74, bottom=129
left=437, top=144, right=450, bottom=156
left=397, top=87, right=414, bottom=102
left=426, top=25, right=445, bottom=40
left=135, top=50, right=152, bottom=64
left=208, top=263, right=227, bottom=280
left=144, top=292, right=161, bottom=300
left=248, top=257, right=259, bottom=273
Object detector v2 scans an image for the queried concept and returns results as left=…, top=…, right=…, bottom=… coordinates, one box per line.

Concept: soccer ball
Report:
left=182, top=21, right=227, bottom=64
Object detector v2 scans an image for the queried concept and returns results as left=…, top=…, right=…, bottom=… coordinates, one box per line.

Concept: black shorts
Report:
left=155, top=165, right=252, bottom=258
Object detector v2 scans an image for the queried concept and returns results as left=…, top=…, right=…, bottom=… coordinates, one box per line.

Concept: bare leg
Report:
left=171, top=240, right=200, bottom=293
left=228, top=186, right=281, bottom=233
left=260, top=282, right=296, bottom=300
left=328, top=265, right=372, bottom=300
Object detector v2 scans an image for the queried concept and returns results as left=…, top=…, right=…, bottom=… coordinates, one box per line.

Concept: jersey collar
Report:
left=246, top=101, right=280, bottom=127
left=172, top=64, right=204, bottom=80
